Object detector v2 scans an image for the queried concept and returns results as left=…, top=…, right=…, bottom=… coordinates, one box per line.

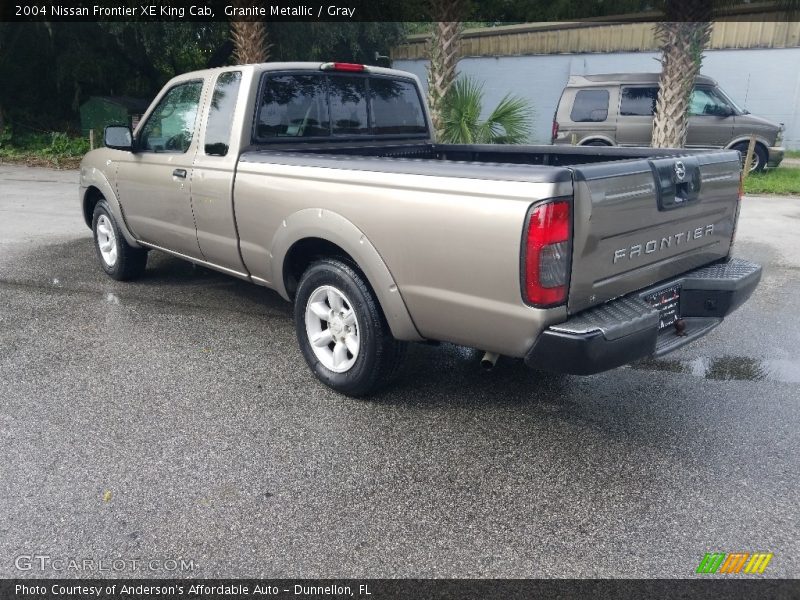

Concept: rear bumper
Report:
left=767, top=146, right=784, bottom=169
left=524, top=258, right=762, bottom=375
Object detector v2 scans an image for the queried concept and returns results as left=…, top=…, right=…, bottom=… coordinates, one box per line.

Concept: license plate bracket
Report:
left=643, top=284, right=681, bottom=330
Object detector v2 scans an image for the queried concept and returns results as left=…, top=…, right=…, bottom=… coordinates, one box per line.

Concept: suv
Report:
left=552, top=73, right=784, bottom=171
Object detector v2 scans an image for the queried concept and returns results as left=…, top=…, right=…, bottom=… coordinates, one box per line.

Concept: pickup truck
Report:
left=79, top=62, right=762, bottom=396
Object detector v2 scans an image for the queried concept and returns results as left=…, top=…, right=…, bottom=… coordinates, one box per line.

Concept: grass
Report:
left=0, top=129, right=89, bottom=169
left=785, top=150, right=800, bottom=159
left=744, top=166, right=800, bottom=196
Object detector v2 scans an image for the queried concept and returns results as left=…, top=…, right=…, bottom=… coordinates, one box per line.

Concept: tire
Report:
left=92, top=199, right=148, bottom=281
left=732, top=142, right=767, bottom=173
left=583, top=140, right=610, bottom=146
left=294, top=258, right=406, bottom=397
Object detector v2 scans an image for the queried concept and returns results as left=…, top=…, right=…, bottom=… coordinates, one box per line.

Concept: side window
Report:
left=139, top=81, right=203, bottom=153
left=255, top=74, right=330, bottom=139
left=369, top=78, right=427, bottom=135
left=570, top=89, right=609, bottom=122
left=690, top=87, right=733, bottom=116
left=620, top=87, right=658, bottom=116
left=205, top=71, right=242, bottom=156
left=329, top=76, right=369, bottom=135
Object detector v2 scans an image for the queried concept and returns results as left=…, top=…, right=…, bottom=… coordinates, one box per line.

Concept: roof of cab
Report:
left=166, top=62, right=421, bottom=84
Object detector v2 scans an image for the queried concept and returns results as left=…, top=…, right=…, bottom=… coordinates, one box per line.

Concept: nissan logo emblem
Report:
left=674, top=160, right=686, bottom=181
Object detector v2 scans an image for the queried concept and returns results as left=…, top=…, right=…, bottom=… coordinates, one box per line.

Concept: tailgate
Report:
left=568, top=151, right=741, bottom=313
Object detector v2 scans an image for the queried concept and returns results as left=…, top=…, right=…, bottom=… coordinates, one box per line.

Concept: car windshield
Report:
left=714, top=86, right=745, bottom=115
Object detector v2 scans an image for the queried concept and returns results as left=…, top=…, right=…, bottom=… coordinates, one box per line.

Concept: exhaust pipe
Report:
left=480, top=351, right=499, bottom=371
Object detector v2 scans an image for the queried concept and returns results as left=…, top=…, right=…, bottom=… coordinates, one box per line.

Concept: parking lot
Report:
left=1, top=163, right=798, bottom=578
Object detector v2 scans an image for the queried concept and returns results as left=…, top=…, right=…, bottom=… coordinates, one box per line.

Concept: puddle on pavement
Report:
left=630, top=355, right=800, bottom=383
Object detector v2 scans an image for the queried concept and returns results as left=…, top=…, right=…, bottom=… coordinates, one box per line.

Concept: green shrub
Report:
left=0, top=126, right=12, bottom=148
left=0, top=128, right=89, bottom=166
left=440, top=76, right=534, bottom=144
left=40, top=132, right=90, bottom=158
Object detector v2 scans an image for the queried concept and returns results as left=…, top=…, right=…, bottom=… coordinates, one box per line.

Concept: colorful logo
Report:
left=696, top=552, right=773, bottom=574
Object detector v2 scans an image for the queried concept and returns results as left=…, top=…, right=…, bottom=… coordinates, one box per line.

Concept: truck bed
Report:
left=243, top=142, right=709, bottom=171
left=241, top=143, right=742, bottom=316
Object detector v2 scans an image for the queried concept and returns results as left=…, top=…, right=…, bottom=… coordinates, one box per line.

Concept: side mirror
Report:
left=715, top=106, right=734, bottom=118
left=104, top=125, right=134, bottom=151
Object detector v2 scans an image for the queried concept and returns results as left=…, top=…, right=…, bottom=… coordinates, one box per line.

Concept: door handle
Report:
left=172, top=169, right=187, bottom=179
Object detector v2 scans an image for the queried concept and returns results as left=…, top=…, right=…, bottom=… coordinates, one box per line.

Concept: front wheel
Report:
left=294, top=259, right=406, bottom=397
left=732, top=142, right=767, bottom=173
left=92, top=199, right=148, bottom=280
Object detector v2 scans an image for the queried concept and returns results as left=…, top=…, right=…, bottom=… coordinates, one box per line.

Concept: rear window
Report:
left=256, top=74, right=331, bottom=139
left=570, top=89, right=609, bottom=122
left=620, top=87, right=658, bottom=116
left=329, top=75, right=369, bottom=135
left=254, top=72, right=427, bottom=141
left=369, top=78, right=427, bottom=135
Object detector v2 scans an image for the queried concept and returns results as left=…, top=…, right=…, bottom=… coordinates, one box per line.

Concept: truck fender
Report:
left=80, top=166, right=141, bottom=248
left=724, top=136, right=771, bottom=151
left=269, top=208, right=423, bottom=342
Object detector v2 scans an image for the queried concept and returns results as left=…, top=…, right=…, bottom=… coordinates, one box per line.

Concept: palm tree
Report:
left=440, top=77, right=533, bottom=144
left=651, top=0, right=713, bottom=148
left=229, top=0, right=270, bottom=64
left=426, top=0, right=464, bottom=141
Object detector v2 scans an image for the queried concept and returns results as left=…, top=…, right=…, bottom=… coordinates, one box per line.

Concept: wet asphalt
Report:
left=0, top=164, right=798, bottom=579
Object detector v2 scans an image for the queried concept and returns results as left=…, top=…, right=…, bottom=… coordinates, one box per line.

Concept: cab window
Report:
left=370, top=78, right=427, bottom=135
left=204, top=71, right=242, bottom=156
left=139, top=81, right=203, bottom=153
left=254, top=72, right=428, bottom=141
left=255, top=74, right=330, bottom=139
left=329, top=75, right=369, bottom=135
left=570, top=89, right=609, bottom=122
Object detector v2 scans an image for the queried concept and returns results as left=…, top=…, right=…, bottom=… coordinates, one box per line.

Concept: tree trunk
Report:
left=651, top=3, right=713, bottom=148
left=230, top=1, right=270, bottom=64
left=426, top=0, right=464, bottom=141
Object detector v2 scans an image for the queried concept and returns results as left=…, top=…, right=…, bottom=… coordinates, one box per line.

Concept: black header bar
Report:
left=1, top=579, right=798, bottom=600
left=2, top=0, right=799, bottom=23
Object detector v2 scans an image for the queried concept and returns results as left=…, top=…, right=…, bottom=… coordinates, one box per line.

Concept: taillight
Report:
left=522, top=200, right=572, bottom=307
left=551, top=120, right=559, bottom=143
left=320, top=62, right=367, bottom=72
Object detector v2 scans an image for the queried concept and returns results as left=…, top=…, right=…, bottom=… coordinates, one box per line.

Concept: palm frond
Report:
left=440, top=76, right=533, bottom=145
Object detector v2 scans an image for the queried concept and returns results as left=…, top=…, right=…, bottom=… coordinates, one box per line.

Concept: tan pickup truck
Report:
left=79, top=62, right=761, bottom=396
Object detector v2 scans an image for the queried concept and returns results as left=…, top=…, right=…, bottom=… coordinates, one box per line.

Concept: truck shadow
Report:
left=16, top=237, right=292, bottom=319
left=382, top=341, right=581, bottom=411
left=15, top=237, right=783, bottom=449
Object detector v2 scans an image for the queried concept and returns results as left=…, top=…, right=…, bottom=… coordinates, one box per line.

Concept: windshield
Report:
left=714, top=86, right=745, bottom=115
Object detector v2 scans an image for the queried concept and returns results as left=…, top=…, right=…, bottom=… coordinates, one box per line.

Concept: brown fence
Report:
left=392, top=9, right=800, bottom=60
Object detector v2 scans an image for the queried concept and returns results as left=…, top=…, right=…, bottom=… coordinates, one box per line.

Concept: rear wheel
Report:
left=732, top=142, right=767, bottom=173
left=294, top=258, right=406, bottom=397
left=92, top=200, right=148, bottom=281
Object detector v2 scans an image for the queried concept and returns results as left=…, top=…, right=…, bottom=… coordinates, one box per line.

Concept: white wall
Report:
left=394, top=47, right=800, bottom=149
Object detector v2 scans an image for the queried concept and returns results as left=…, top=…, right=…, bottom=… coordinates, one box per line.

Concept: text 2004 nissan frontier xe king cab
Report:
left=79, top=62, right=761, bottom=396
